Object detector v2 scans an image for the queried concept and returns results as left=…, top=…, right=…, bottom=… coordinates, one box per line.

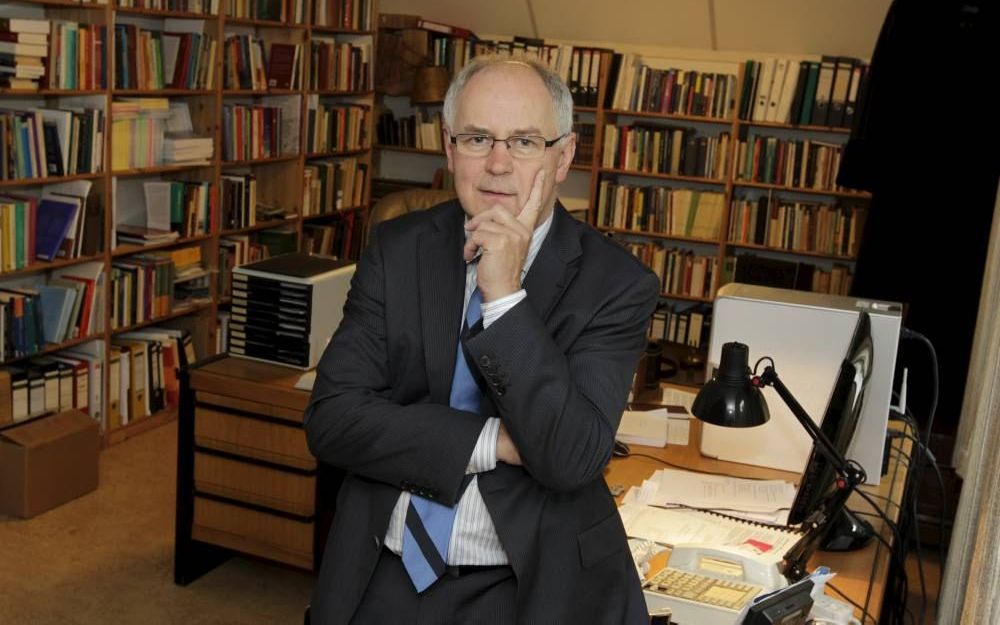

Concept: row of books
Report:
left=0, top=262, right=102, bottom=360
left=595, top=182, right=725, bottom=240
left=221, top=103, right=283, bottom=161
left=314, top=0, right=373, bottom=30
left=0, top=323, right=196, bottom=430
left=1, top=182, right=101, bottom=269
left=602, top=125, right=730, bottom=180
left=374, top=110, right=440, bottom=151
left=572, top=121, right=596, bottom=167
left=114, top=24, right=216, bottom=90
left=115, top=179, right=212, bottom=246
left=739, top=57, right=869, bottom=129
left=113, top=0, right=219, bottom=15
left=305, top=100, right=368, bottom=153
left=224, top=36, right=299, bottom=91
left=728, top=198, right=864, bottom=257
left=110, top=252, right=176, bottom=329
left=649, top=305, right=710, bottom=349
left=302, top=157, right=366, bottom=214
left=607, top=55, right=738, bottom=119
left=624, top=241, right=719, bottom=299
left=110, top=98, right=169, bottom=169
left=0, top=349, right=97, bottom=426
left=723, top=254, right=854, bottom=296
left=309, top=38, right=370, bottom=92
left=225, top=0, right=306, bottom=24
left=48, top=21, right=107, bottom=91
left=734, top=135, right=846, bottom=191
left=0, top=106, right=105, bottom=179
left=218, top=172, right=258, bottom=231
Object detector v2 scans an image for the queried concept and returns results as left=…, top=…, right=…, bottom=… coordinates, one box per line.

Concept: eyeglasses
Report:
left=450, top=132, right=568, bottom=159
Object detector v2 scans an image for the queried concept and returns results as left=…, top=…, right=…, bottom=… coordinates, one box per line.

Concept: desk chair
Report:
left=366, top=188, right=456, bottom=245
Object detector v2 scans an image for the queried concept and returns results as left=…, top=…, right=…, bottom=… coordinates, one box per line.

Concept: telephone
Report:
left=642, top=543, right=787, bottom=625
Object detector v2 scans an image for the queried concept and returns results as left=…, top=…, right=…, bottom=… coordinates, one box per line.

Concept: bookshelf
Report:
left=0, top=0, right=376, bottom=442
left=370, top=18, right=871, bottom=387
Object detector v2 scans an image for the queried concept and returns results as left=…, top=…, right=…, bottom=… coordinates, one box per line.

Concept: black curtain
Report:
left=838, top=0, right=999, bottom=446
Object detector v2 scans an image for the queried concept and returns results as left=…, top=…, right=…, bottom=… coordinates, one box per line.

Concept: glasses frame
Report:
left=449, top=132, right=570, bottom=158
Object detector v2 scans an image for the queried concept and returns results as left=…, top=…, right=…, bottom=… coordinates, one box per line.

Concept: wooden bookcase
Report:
left=371, top=30, right=871, bottom=386
left=0, top=0, right=376, bottom=443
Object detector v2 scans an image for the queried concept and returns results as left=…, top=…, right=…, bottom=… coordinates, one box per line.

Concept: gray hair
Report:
left=442, top=55, right=574, bottom=137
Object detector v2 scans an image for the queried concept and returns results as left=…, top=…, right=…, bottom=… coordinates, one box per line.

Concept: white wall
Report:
left=380, top=0, right=892, bottom=60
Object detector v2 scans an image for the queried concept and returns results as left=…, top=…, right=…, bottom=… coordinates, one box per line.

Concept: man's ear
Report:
left=554, top=133, right=577, bottom=183
left=444, top=128, right=456, bottom=173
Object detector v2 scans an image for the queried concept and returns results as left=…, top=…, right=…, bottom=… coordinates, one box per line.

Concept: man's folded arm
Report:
left=303, top=239, right=483, bottom=506
left=466, top=271, right=660, bottom=492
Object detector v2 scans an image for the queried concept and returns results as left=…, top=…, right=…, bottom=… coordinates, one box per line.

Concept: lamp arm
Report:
left=758, top=366, right=855, bottom=481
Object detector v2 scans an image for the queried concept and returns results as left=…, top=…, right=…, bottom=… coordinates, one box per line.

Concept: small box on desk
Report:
left=0, top=409, right=99, bottom=518
left=228, top=253, right=356, bottom=369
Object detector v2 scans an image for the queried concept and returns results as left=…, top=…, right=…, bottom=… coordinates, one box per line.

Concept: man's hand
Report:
left=496, top=421, right=523, bottom=466
left=463, top=170, right=545, bottom=302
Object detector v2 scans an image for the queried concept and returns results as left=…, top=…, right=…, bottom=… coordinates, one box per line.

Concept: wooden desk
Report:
left=606, top=419, right=911, bottom=623
left=174, top=356, right=341, bottom=584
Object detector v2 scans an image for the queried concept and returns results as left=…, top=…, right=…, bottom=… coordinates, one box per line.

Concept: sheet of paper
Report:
left=652, top=468, right=796, bottom=515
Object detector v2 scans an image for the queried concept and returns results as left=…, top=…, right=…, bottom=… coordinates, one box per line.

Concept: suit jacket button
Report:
left=479, top=355, right=491, bottom=366
left=495, top=386, right=506, bottom=396
left=373, top=535, right=381, bottom=550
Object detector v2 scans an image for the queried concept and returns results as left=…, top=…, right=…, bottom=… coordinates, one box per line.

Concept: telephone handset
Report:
left=667, top=543, right=787, bottom=592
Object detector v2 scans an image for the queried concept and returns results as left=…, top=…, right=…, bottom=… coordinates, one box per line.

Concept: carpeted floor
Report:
left=0, top=420, right=313, bottom=625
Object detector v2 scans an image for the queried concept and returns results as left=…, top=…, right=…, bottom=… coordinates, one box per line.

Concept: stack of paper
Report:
left=623, top=467, right=796, bottom=526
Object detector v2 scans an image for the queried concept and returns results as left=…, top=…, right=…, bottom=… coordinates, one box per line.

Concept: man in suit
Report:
left=305, top=55, right=660, bottom=624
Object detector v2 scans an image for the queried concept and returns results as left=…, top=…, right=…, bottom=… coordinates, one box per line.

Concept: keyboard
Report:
left=643, top=567, right=763, bottom=625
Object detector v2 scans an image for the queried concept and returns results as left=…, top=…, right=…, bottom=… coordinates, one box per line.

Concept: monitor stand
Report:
left=819, top=508, right=875, bottom=552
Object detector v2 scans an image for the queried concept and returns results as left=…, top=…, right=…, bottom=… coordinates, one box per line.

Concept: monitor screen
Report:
left=787, top=310, right=874, bottom=526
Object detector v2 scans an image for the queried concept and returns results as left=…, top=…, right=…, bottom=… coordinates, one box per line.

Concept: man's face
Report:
left=445, top=64, right=576, bottom=223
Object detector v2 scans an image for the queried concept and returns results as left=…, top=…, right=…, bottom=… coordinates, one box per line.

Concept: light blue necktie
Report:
left=401, top=288, right=483, bottom=592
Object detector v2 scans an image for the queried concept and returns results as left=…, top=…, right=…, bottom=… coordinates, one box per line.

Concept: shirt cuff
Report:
left=480, top=290, right=526, bottom=329
left=467, top=417, right=500, bottom=473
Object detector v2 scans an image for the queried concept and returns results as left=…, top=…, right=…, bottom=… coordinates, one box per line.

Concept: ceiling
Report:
left=379, top=0, right=893, bottom=59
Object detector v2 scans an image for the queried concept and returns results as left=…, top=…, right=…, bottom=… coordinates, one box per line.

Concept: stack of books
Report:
left=0, top=17, right=50, bottom=91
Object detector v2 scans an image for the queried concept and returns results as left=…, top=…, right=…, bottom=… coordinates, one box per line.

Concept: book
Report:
left=267, top=43, right=297, bottom=89
left=34, top=197, right=79, bottom=261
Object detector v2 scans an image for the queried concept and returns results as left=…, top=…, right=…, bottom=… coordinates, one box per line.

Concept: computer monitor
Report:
left=783, top=311, right=875, bottom=578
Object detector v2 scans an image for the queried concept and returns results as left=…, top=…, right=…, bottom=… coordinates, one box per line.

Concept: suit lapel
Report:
left=522, top=202, right=583, bottom=321
left=419, top=201, right=466, bottom=404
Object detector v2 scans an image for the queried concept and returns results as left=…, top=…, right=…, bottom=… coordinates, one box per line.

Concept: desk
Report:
left=174, top=356, right=341, bottom=585
left=606, top=418, right=911, bottom=623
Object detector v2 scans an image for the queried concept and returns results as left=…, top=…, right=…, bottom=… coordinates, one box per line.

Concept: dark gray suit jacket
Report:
left=304, top=200, right=660, bottom=624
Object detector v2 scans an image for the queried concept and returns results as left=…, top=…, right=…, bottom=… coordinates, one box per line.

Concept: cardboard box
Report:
left=0, top=409, right=100, bottom=518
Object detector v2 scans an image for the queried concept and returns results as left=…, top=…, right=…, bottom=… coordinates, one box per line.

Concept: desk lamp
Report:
left=691, top=341, right=870, bottom=580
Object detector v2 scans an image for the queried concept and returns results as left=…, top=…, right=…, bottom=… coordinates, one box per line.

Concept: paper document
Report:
left=619, top=503, right=799, bottom=564
left=626, top=468, right=796, bottom=525
left=295, top=370, right=316, bottom=391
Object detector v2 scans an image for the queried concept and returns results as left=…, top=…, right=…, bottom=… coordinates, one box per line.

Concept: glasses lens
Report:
left=508, top=136, right=545, bottom=158
left=456, top=134, right=492, bottom=155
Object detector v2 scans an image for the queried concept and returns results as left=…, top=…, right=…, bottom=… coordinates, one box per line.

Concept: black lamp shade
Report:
left=692, top=342, right=770, bottom=427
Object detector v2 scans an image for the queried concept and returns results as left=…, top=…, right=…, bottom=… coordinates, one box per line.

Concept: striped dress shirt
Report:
left=384, top=211, right=555, bottom=565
